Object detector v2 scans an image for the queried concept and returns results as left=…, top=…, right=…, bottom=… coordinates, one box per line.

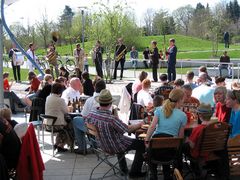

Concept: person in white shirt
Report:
left=137, top=79, right=153, bottom=108
left=81, top=79, right=106, bottom=117
left=26, top=43, right=37, bottom=72
left=61, top=77, right=83, bottom=104
left=73, top=43, right=85, bottom=72
left=192, top=73, right=215, bottom=107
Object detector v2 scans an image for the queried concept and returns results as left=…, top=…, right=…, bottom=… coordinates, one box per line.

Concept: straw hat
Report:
left=95, top=89, right=115, bottom=104
left=196, top=103, right=213, bottom=114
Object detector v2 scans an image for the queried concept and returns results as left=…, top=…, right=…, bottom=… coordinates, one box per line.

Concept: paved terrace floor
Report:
left=10, top=67, right=238, bottom=180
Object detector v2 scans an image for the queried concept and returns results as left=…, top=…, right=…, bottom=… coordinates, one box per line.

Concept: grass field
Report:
left=3, top=67, right=38, bottom=81
left=35, top=34, right=240, bottom=60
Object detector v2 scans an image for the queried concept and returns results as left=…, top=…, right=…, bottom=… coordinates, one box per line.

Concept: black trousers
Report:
left=113, top=59, right=125, bottom=79
left=4, top=91, right=23, bottom=112
left=143, top=60, right=149, bottom=68
left=117, top=139, right=145, bottom=173
left=167, top=64, right=176, bottom=82
left=95, top=59, right=103, bottom=78
left=152, top=64, right=158, bottom=82
left=12, top=62, right=21, bottom=81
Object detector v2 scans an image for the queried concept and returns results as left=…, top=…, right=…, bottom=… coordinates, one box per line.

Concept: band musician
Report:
left=46, top=43, right=59, bottom=79
left=93, top=40, right=104, bottom=78
left=113, top=38, right=127, bottom=80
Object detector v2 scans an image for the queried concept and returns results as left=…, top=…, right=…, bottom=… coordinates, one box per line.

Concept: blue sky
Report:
left=4, top=0, right=223, bottom=26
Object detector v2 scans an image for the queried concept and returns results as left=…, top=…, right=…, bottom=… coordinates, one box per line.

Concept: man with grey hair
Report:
left=192, top=73, right=215, bottom=107
left=214, top=86, right=231, bottom=122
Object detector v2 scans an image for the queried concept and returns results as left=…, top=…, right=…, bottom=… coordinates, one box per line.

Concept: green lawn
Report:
left=3, top=67, right=38, bottom=81
left=35, top=34, right=240, bottom=60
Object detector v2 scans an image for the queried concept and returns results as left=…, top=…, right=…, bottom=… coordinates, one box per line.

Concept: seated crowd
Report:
left=1, top=65, right=240, bottom=179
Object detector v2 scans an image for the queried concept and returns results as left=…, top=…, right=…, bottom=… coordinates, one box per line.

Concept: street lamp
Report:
left=78, top=6, right=87, bottom=49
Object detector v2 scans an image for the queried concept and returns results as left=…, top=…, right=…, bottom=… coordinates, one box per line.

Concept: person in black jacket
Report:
left=113, top=38, right=127, bottom=80
left=82, top=72, right=94, bottom=96
left=166, top=38, right=177, bottom=82
left=93, top=40, right=104, bottom=78
left=150, top=41, right=159, bottom=82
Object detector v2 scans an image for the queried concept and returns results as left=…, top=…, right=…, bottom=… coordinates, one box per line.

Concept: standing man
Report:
left=9, top=47, right=21, bottom=82
left=73, top=43, right=85, bottom=72
left=166, top=38, right=177, bottom=82
left=224, top=32, right=230, bottom=48
left=113, top=38, right=127, bottom=80
left=150, top=41, right=159, bottom=82
left=93, top=40, right=104, bottom=78
left=46, top=43, right=59, bottom=79
left=26, top=43, right=37, bottom=72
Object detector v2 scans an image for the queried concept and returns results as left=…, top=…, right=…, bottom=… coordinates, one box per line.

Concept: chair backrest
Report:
left=86, top=123, right=99, bottom=138
left=150, top=137, right=183, bottom=149
left=29, top=97, right=45, bottom=122
left=228, top=134, right=240, bottom=175
left=129, top=103, right=145, bottom=120
left=40, top=114, right=57, bottom=126
left=199, top=122, right=230, bottom=153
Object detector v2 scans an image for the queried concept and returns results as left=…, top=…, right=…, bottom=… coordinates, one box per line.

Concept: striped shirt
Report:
left=86, top=108, right=133, bottom=154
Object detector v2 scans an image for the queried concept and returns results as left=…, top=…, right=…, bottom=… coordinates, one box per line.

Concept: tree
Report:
left=173, top=5, right=194, bottom=35
left=36, top=12, right=53, bottom=52
left=143, top=8, right=155, bottom=36
left=59, top=5, right=75, bottom=52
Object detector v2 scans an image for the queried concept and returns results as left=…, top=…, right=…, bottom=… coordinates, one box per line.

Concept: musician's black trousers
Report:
left=152, top=64, right=158, bottom=82
left=113, top=59, right=125, bottom=79
left=167, top=64, right=176, bottom=82
left=95, top=59, right=103, bottom=78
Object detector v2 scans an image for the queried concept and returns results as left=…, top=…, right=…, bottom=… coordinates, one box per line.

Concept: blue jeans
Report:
left=131, top=59, right=138, bottom=68
left=72, top=117, right=87, bottom=151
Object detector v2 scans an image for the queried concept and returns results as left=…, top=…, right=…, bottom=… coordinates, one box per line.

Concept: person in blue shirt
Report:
left=145, top=89, right=187, bottom=180
left=130, top=46, right=139, bottom=68
left=226, top=90, right=240, bottom=138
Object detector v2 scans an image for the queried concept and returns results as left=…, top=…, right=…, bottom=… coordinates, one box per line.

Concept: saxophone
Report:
left=115, top=47, right=127, bottom=62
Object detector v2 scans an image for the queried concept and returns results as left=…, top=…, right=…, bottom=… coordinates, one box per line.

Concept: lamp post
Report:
left=78, top=6, right=87, bottom=49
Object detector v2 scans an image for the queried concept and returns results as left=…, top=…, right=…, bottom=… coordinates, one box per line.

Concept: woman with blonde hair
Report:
left=145, top=89, right=187, bottom=180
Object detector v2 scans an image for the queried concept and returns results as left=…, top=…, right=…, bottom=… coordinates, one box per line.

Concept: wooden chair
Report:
left=228, top=134, right=240, bottom=176
left=184, top=122, right=230, bottom=179
left=86, top=123, right=127, bottom=180
left=146, top=137, right=183, bottom=179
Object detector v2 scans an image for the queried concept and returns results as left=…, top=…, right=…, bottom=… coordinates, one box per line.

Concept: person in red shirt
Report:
left=214, top=87, right=231, bottom=123
left=24, top=72, right=41, bottom=106
left=186, top=103, right=213, bottom=159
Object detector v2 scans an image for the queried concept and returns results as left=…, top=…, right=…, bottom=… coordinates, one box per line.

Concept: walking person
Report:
left=93, top=40, right=104, bottom=78
left=73, top=43, right=85, bottom=72
left=8, top=47, right=21, bottom=82
left=26, top=43, right=37, bottom=72
left=150, top=41, right=159, bottom=82
left=113, top=38, right=127, bottom=80
left=46, top=43, right=59, bottom=79
left=166, top=38, right=177, bottom=82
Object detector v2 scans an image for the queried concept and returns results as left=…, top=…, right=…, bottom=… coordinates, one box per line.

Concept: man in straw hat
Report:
left=86, top=89, right=146, bottom=178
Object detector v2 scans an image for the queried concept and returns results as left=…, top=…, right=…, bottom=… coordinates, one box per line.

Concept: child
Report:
left=153, top=95, right=164, bottom=109
left=3, top=72, right=13, bottom=91
left=199, top=66, right=212, bottom=82
left=83, top=53, right=89, bottom=72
